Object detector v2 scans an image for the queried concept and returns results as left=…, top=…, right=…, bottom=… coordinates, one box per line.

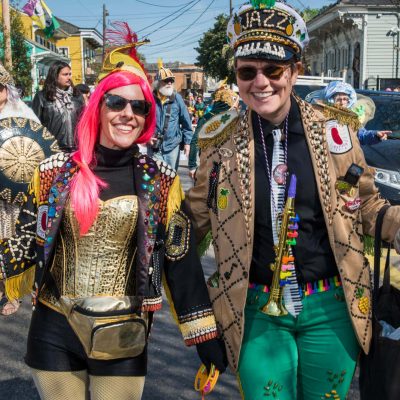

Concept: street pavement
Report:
left=0, top=158, right=366, bottom=400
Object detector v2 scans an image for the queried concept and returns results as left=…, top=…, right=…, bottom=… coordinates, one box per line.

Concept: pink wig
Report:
left=70, top=70, right=156, bottom=235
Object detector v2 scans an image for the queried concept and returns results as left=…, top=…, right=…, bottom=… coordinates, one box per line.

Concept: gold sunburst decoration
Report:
left=0, top=136, right=45, bottom=183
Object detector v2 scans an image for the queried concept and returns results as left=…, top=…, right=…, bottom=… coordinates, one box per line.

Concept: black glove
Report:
left=196, top=338, right=228, bottom=374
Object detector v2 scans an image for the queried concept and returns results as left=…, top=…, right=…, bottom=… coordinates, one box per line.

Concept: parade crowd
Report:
left=1, top=1, right=400, bottom=400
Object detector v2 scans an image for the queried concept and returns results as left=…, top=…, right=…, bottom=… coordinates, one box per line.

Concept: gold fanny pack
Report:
left=58, top=296, right=148, bottom=360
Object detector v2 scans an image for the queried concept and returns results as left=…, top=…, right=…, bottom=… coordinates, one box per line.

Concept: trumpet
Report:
left=260, top=174, right=299, bottom=317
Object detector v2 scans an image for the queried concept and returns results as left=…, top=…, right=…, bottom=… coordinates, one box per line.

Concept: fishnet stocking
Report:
left=31, top=369, right=89, bottom=400
left=31, top=368, right=145, bottom=400
left=89, top=375, right=145, bottom=400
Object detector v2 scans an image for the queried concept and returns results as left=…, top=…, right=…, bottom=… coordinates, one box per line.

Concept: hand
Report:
left=394, top=229, right=400, bottom=255
left=196, top=338, right=228, bottom=374
left=148, top=137, right=157, bottom=145
left=377, top=131, right=391, bottom=141
left=189, top=169, right=197, bottom=180
left=183, top=144, right=190, bottom=158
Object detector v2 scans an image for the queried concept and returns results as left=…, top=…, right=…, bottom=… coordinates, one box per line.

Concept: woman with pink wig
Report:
left=0, top=30, right=226, bottom=399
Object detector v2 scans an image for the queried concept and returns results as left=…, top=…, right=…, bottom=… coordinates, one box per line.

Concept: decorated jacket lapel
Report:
left=297, top=97, right=337, bottom=248
left=43, top=157, right=77, bottom=265
left=233, top=109, right=254, bottom=248
left=133, top=152, right=161, bottom=298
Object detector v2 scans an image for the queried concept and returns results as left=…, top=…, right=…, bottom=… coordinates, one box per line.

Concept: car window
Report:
left=293, top=85, right=325, bottom=100
left=357, top=91, right=400, bottom=132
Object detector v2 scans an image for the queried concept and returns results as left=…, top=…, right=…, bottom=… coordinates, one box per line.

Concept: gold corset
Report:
left=40, top=196, right=138, bottom=309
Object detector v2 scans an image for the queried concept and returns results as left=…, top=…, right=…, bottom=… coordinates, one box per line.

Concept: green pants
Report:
left=237, top=287, right=360, bottom=400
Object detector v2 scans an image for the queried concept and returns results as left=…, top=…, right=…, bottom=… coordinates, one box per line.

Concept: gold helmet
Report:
left=97, top=22, right=150, bottom=83
left=0, top=62, right=14, bottom=86
left=155, top=59, right=175, bottom=81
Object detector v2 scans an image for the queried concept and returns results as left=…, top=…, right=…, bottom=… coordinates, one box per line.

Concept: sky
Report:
left=41, top=0, right=336, bottom=64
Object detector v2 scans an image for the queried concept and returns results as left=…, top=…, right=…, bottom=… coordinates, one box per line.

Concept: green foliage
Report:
left=301, top=8, right=321, bottom=22
left=0, top=7, right=33, bottom=96
left=195, top=14, right=235, bottom=83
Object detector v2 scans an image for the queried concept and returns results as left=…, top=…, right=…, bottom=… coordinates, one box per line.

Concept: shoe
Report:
left=0, top=299, right=21, bottom=316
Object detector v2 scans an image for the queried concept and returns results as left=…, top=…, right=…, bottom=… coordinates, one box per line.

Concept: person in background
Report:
left=0, top=62, right=40, bottom=316
left=0, top=63, right=39, bottom=123
left=151, top=63, right=193, bottom=170
left=74, top=83, right=91, bottom=106
left=32, top=61, right=84, bottom=152
left=185, top=1, right=400, bottom=399
left=323, top=81, right=391, bottom=144
left=188, top=83, right=239, bottom=180
left=194, top=95, right=205, bottom=122
left=0, top=33, right=226, bottom=399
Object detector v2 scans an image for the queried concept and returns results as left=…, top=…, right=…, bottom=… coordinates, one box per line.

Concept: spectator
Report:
left=151, top=64, right=193, bottom=170
left=32, top=61, right=85, bottom=152
left=323, top=81, right=391, bottom=144
left=194, top=95, right=205, bottom=121
left=74, top=83, right=91, bottom=105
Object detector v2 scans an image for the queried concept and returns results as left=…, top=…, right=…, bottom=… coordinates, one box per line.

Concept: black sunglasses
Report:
left=163, top=78, right=175, bottom=84
left=236, top=64, right=292, bottom=81
left=104, top=93, right=151, bottom=116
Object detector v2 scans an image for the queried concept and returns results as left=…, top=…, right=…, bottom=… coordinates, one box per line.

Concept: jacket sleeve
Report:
left=32, top=92, right=43, bottom=123
left=185, top=148, right=212, bottom=244
left=357, top=128, right=380, bottom=145
left=0, top=168, right=40, bottom=300
left=349, top=127, right=400, bottom=241
left=178, top=95, right=194, bottom=145
left=162, top=177, right=218, bottom=346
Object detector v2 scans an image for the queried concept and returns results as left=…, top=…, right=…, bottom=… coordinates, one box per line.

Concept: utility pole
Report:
left=2, top=0, right=12, bottom=69
left=102, top=3, right=109, bottom=62
left=229, top=0, right=233, bottom=17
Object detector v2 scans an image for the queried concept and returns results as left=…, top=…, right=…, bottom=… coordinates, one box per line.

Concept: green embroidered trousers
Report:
left=237, top=287, right=360, bottom=400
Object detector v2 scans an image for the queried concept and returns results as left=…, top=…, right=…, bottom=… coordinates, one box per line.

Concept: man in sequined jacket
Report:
left=186, top=2, right=400, bottom=399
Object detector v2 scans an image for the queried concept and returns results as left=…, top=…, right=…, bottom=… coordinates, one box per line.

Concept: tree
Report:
left=0, top=5, right=33, bottom=96
left=195, top=14, right=235, bottom=83
left=301, top=8, right=320, bottom=22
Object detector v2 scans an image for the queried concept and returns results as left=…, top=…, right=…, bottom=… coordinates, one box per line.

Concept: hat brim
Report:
left=234, top=39, right=298, bottom=62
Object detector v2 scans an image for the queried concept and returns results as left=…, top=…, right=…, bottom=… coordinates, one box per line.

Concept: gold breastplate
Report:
left=40, top=195, right=138, bottom=309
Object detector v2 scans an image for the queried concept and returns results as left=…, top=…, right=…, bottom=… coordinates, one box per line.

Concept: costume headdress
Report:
left=227, top=0, right=309, bottom=61
left=98, top=21, right=150, bottom=83
left=0, top=62, right=14, bottom=86
left=323, top=81, right=357, bottom=108
left=155, top=58, right=175, bottom=81
left=213, top=78, right=239, bottom=107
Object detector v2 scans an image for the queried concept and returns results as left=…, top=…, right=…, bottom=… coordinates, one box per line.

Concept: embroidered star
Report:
left=220, top=114, right=231, bottom=124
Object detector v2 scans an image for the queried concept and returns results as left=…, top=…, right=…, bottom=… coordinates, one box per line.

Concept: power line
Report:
left=134, top=0, right=194, bottom=7
left=146, top=0, right=216, bottom=47
left=139, top=0, right=201, bottom=36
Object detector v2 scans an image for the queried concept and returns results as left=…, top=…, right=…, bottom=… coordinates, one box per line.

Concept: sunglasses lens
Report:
left=130, top=100, right=150, bottom=116
left=237, top=67, right=257, bottom=81
left=264, top=65, right=286, bottom=80
left=105, top=94, right=127, bottom=111
left=164, top=78, right=174, bottom=84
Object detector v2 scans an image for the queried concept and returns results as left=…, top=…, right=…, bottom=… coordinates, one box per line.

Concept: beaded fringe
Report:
left=4, top=266, right=35, bottom=301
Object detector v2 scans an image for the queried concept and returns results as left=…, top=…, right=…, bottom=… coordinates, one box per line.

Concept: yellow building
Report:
left=56, top=19, right=103, bottom=85
left=1, top=7, right=102, bottom=93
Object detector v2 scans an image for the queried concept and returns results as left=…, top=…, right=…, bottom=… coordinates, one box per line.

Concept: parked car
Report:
left=296, top=82, right=400, bottom=205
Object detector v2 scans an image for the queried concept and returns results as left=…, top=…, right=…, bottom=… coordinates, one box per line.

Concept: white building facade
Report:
left=305, top=0, right=400, bottom=89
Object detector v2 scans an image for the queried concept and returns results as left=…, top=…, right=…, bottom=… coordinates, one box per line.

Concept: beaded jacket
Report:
left=185, top=96, right=400, bottom=370
left=0, top=150, right=218, bottom=346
